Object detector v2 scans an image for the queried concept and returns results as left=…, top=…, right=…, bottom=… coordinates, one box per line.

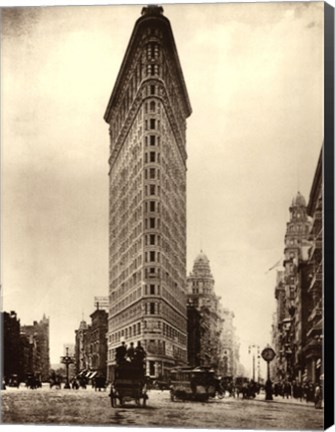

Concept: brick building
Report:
left=74, top=307, right=108, bottom=378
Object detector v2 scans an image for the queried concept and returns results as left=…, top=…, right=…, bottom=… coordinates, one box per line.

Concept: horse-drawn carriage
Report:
left=109, top=363, right=148, bottom=407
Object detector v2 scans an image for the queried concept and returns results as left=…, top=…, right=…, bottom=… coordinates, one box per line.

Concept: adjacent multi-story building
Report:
left=2, top=311, right=21, bottom=381
left=272, top=271, right=287, bottom=381
left=186, top=251, right=223, bottom=370
left=272, top=146, right=323, bottom=385
left=275, top=192, right=311, bottom=381
left=87, top=308, right=108, bottom=377
left=74, top=306, right=108, bottom=378
left=2, top=311, right=50, bottom=382
left=302, top=148, right=323, bottom=383
left=104, top=5, right=192, bottom=380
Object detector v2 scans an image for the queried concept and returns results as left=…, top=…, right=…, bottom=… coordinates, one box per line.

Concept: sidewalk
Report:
left=254, top=393, right=321, bottom=408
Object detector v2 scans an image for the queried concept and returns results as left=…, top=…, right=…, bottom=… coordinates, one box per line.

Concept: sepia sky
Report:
left=1, top=1, right=324, bottom=375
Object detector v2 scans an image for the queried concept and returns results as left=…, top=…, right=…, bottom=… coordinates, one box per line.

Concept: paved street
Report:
left=1, top=386, right=323, bottom=429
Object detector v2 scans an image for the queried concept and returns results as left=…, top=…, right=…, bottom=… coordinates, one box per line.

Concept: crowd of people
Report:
left=210, top=377, right=323, bottom=408
left=273, top=380, right=323, bottom=408
left=115, top=340, right=146, bottom=369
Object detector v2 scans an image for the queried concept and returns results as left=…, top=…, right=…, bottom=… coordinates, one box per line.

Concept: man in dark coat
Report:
left=115, top=341, right=127, bottom=365
left=134, top=341, right=146, bottom=375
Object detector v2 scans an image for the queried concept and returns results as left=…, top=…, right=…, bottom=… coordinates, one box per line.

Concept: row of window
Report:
left=109, top=322, right=142, bottom=345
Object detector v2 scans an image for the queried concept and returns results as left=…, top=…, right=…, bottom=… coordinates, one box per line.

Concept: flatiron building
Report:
left=104, top=5, right=192, bottom=379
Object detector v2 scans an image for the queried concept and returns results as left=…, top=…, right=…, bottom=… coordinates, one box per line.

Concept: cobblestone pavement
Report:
left=1, top=386, right=324, bottom=430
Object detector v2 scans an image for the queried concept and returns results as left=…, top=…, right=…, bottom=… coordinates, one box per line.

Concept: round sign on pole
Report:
left=261, top=347, right=276, bottom=362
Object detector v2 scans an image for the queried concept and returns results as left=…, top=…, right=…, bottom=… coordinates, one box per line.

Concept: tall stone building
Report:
left=272, top=148, right=323, bottom=386
left=302, top=148, right=323, bottom=383
left=104, top=6, right=192, bottom=379
left=187, top=252, right=223, bottom=370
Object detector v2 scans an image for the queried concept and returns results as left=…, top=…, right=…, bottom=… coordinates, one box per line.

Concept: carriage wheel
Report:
left=142, top=396, right=147, bottom=407
left=111, top=397, right=117, bottom=408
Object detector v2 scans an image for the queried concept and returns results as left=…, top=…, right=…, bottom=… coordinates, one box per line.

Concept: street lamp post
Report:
left=61, top=347, right=74, bottom=389
left=248, top=344, right=260, bottom=381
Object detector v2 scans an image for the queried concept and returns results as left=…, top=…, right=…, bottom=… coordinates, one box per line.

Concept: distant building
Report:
left=220, top=308, right=239, bottom=377
left=74, top=306, right=108, bottom=378
left=20, top=314, right=50, bottom=381
left=187, top=251, right=223, bottom=370
left=2, top=311, right=50, bottom=382
left=75, top=320, right=89, bottom=374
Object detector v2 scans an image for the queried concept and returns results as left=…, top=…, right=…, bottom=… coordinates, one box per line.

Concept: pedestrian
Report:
left=127, top=342, right=135, bottom=363
left=115, top=339, right=127, bottom=365
left=314, top=383, right=322, bottom=409
left=134, top=341, right=146, bottom=374
left=283, top=381, right=291, bottom=398
left=296, top=382, right=303, bottom=401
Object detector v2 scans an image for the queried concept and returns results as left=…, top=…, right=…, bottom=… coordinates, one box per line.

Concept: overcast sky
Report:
left=2, top=1, right=323, bottom=374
